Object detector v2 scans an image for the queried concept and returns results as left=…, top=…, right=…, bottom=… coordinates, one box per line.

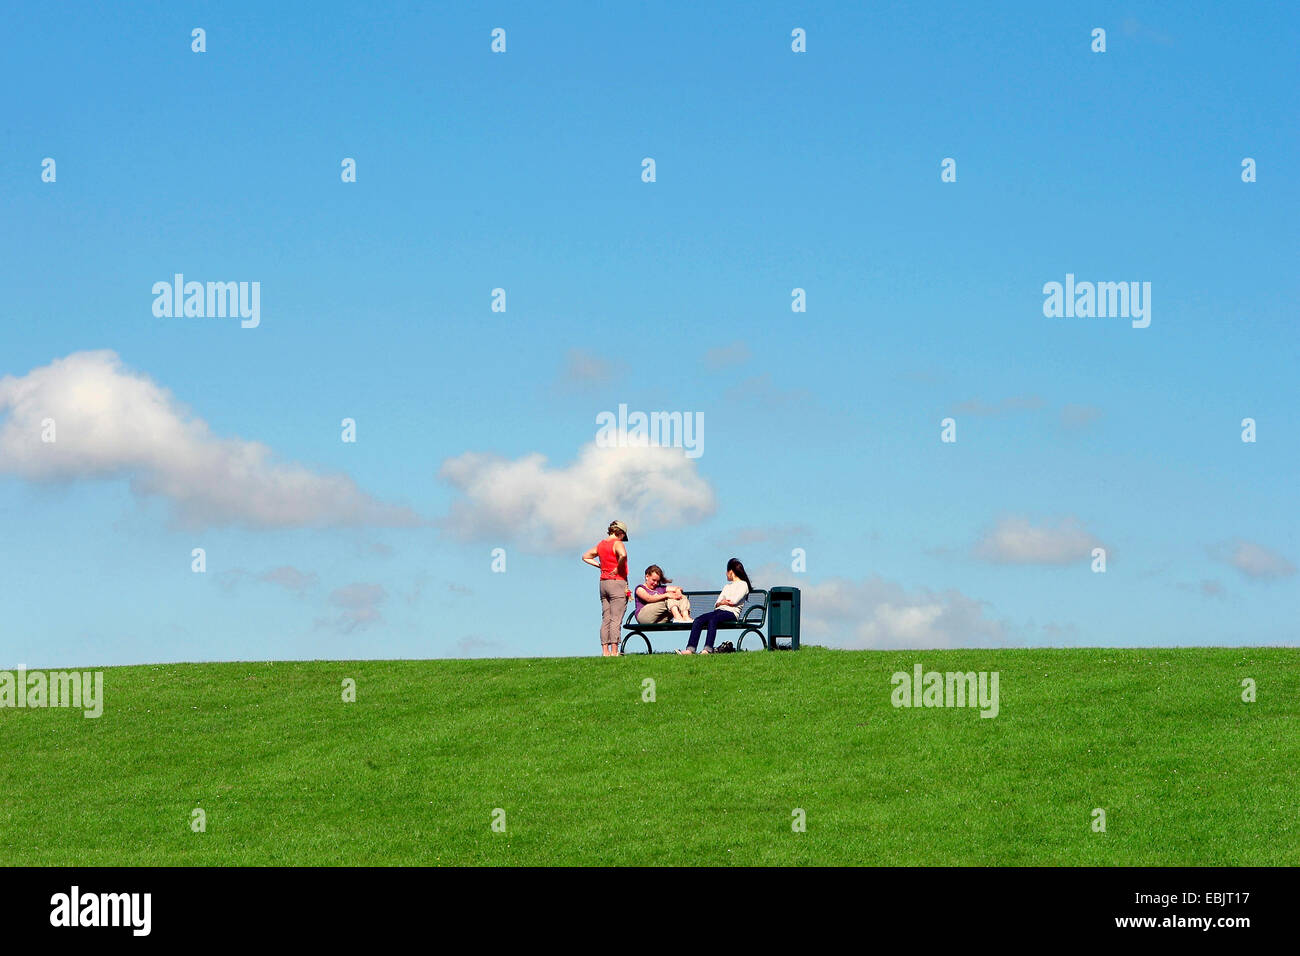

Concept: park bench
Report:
left=620, top=589, right=769, bottom=654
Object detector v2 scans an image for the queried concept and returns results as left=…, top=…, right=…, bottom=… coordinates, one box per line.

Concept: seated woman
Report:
left=677, top=558, right=752, bottom=654
left=633, top=565, right=693, bottom=625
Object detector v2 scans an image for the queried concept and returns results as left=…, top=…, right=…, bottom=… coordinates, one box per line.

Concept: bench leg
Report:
left=736, top=628, right=766, bottom=651
left=620, top=631, right=653, bottom=654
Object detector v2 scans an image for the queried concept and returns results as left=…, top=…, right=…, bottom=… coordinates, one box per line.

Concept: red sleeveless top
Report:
left=597, top=539, right=625, bottom=581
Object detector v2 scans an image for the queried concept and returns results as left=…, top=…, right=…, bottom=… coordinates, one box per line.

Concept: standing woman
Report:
left=582, top=520, right=630, bottom=656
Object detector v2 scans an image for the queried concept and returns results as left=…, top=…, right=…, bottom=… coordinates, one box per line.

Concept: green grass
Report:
left=1, top=647, right=1296, bottom=865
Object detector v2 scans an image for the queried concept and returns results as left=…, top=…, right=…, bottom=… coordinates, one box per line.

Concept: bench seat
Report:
left=620, top=589, right=768, bottom=653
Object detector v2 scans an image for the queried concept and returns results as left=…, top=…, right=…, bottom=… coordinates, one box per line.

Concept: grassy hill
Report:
left=1, top=647, right=1296, bottom=865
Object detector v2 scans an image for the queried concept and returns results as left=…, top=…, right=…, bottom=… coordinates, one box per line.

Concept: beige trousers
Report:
left=600, top=579, right=628, bottom=648
left=636, top=603, right=673, bottom=625
left=636, top=596, right=690, bottom=625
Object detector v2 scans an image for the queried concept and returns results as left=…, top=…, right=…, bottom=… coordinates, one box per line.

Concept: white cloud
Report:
left=704, top=343, right=751, bottom=369
left=1121, top=16, right=1175, bottom=45
left=1060, top=403, right=1103, bottom=430
left=1214, top=540, right=1295, bottom=580
left=558, top=349, right=613, bottom=388
left=801, top=576, right=1007, bottom=649
left=258, top=566, right=320, bottom=596
left=724, top=373, right=811, bottom=408
left=1176, top=578, right=1226, bottom=599
left=0, top=351, right=420, bottom=530
left=438, top=441, right=715, bottom=552
left=974, top=516, right=1101, bottom=565
left=320, top=583, right=387, bottom=633
left=217, top=565, right=319, bottom=596
left=453, top=634, right=504, bottom=658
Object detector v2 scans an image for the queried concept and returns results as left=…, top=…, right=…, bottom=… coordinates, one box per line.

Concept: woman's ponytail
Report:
left=726, top=557, right=753, bottom=591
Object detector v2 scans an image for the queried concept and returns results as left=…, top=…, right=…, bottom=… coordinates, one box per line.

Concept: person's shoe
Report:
left=699, top=647, right=713, bottom=655
left=676, top=648, right=694, bottom=655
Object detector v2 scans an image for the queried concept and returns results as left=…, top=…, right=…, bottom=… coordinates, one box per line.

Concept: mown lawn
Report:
left=1, top=647, right=1295, bottom=865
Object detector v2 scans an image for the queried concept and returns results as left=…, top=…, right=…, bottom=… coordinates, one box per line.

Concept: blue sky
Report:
left=2, top=1, right=1296, bottom=667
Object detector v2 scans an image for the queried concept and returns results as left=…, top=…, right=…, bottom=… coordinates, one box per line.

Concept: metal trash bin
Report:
left=767, top=586, right=800, bottom=650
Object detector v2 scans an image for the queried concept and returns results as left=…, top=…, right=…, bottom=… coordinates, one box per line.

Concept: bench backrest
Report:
left=625, top=588, right=768, bottom=627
